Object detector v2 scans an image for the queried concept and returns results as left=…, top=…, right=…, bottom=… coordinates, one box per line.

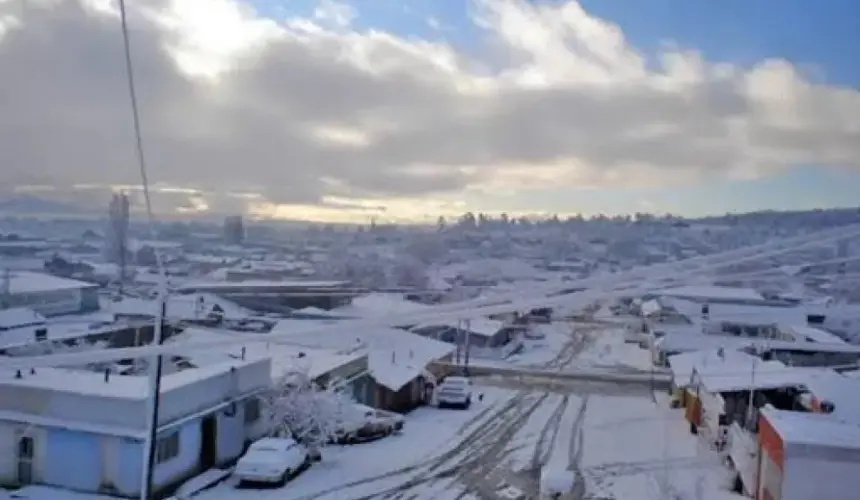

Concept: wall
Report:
left=781, top=456, right=860, bottom=500
left=42, top=428, right=101, bottom=493
left=0, top=422, right=47, bottom=487
left=727, top=423, right=757, bottom=494
left=114, top=420, right=202, bottom=497
left=215, top=403, right=245, bottom=465
left=158, top=359, right=271, bottom=426
left=0, top=385, right=146, bottom=431
left=7, top=288, right=83, bottom=317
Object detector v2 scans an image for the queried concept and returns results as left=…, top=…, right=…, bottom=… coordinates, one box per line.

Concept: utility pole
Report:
left=1, top=268, right=10, bottom=309
left=746, top=355, right=757, bottom=429
left=463, top=318, right=472, bottom=375
left=140, top=295, right=167, bottom=500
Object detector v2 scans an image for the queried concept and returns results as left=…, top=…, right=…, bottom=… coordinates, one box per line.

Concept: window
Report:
left=155, top=432, right=180, bottom=464
left=244, top=398, right=261, bottom=424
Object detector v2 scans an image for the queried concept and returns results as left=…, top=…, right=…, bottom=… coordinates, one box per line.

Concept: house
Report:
left=753, top=405, right=860, bottom=500
left=718, top=369, right=860, bottom=498
left=411, top=318, right=523, bottom=359
left=0, top=356, right=271, bottom=498
left=265, top=320, right=454, bottom=412
left=672, top=350, right=808, bottom=445
left=166, top=326, right=369, bottom=405
left=363, top=331, right=454, bottom=413
left=0, top=271, right=100, bottom=317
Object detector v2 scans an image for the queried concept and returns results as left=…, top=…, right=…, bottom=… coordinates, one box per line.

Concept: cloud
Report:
left=1, top=0, right=859, bottom=221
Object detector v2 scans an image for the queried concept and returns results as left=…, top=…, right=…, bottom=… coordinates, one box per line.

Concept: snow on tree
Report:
left=387, top=253, right=429, bottom=290
left=260, top=368, right=359, bottom=449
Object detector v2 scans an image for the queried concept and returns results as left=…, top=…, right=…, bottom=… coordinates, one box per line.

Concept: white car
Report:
left=436, top=376, right=472, bottom=409
left=332, top=404, right=404, bottom=444
left=234, top=437, right=315, bottom=486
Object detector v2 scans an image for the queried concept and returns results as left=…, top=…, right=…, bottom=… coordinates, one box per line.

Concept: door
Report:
left=200, top=416, right=218, bottom=470
left=17, top=436, right=34, bottom=485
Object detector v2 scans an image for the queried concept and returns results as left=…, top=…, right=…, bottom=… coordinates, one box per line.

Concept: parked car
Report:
left=234, top=437, right=316, bottom=486
left=332, top=405, right=404, bottom=444
left=436, top=376, right=472, bottom=409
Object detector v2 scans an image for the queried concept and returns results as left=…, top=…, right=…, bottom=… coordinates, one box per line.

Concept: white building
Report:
left=1, top=271, right=100, bottom=317
left=0, top=357, right=271, bottom=497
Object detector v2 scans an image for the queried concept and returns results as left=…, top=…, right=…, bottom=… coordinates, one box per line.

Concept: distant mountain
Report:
left=0, top=195, right=91, bottom=215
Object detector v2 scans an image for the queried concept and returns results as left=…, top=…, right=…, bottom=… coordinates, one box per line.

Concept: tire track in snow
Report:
left=452, top=392, right=553, bottom=500
left=300, top=393, right=540, bottom=500
left=291, top=396, right=525, bottom=500
left=530, top=394, right=570, bottom=472
left=568, top=394, right=590, bottom=500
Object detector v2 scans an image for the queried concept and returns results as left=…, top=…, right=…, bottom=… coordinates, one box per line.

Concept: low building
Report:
left=755, top=406, right=860, bottom=500
left=1, top=271, right=100, bottom=317
left=265, top=321, right=454, bottom=412
left=175, top=279, right=358, bottom=311
left=412, top=318, right=523, bottom=359
left=0, top=357, right=271, bottom=498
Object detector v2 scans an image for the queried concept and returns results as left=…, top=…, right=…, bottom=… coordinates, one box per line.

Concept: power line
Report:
left=115, top=0, right=167, bottom=498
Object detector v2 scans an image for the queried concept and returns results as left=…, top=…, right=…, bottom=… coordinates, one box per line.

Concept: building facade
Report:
left=2, top=271, right=99, bottom=317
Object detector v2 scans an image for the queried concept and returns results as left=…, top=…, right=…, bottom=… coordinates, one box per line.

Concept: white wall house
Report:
left=0, top=357, right=271, bottom=498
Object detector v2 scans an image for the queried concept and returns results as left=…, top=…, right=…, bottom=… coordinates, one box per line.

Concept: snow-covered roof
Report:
left=653, top=285, right=764, bottom=302
left=697, top=359, right=803, bottom=394
left=668, top=348, right=761, bottom=388
left=779, top=324, right=846, bottom=344
left=657, top=330, right=757, bottom=353
left=801, top=372, right=860, bottom=425
left=104, top=294, right=251, bottom=321
left=762, top=406, right=860, bottom=451
left=333, top=293, right=431, bottom=317
left=168, top=327, right=366, bottom=381
left=667, top=297, right=807, bottom=326
left=0, top=307, right=45, bottom=330
left=0, top=356, right=266, bottom=400
left=264, top=320, right=453, bottom=391
left=6, top=271, right=96, bottom=294
left=365, top=330, right=454, bottom=391
left=413, top=317, right=505, bottom=337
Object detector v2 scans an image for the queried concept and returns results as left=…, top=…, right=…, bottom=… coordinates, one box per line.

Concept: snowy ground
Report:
left=194, top=322, right=743, bottom=500
left=483, top=319, right=654, bottom=374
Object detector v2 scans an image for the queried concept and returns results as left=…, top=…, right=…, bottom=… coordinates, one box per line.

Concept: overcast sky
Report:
left=1, top=0, right=859, bottom=223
